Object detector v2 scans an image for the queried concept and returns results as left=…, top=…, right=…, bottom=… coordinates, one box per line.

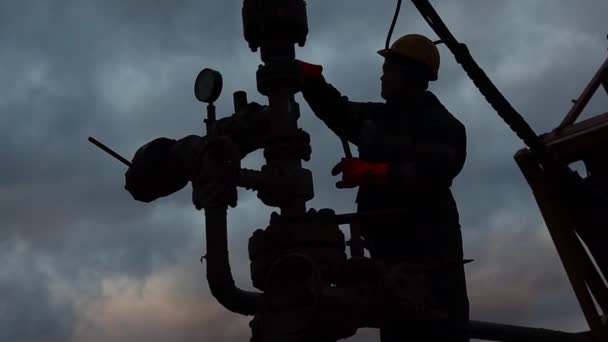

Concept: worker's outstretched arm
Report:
left=299, top=62, right=378, bottom=146
left=329, top=120, right=466, bottom=190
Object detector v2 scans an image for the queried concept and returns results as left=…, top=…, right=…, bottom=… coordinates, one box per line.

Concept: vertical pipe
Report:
left=205, top=103, right=217, bottom=135
left=267, top=86, right=307, bottom=217
left=233, top=91, right=248, bottom=113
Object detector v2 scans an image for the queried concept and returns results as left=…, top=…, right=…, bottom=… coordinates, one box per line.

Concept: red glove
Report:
left=331, top=158, right=389, bottom=188
left=298, top=60, right=323, bottom=80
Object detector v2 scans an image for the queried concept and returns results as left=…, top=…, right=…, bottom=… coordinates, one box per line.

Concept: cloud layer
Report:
left=1, top=0, right=607, bottom=341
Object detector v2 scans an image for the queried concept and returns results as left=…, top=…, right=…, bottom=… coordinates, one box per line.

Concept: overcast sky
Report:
left=1, top=1, right=607, bottom=341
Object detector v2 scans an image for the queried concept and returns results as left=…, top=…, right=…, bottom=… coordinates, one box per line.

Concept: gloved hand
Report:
left=331, top=158, right=389, bottom=189
left=125, top=137, right=189, bottom=202
left=296, top=60, right=323, bottom=82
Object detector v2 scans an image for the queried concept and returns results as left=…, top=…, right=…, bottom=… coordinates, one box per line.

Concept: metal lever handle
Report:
left=88, top=137, right=132, bottom=167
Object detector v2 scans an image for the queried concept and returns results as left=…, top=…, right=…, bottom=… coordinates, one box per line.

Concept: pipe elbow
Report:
left=203, top=206, right=263, bottom=316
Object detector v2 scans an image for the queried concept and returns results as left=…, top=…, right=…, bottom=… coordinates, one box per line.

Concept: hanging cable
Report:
left=385, top=0, right=403, bottom=49
left=410, top=0, right=555, bottom=166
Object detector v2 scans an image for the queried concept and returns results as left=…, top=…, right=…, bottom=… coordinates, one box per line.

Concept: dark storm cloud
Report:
left=0, top=0, right=250, bottom=243
left=1, top=0, right=607, bottom=341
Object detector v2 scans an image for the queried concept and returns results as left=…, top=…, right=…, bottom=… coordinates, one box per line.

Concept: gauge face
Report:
left=194, top=68, right=223, bottom=103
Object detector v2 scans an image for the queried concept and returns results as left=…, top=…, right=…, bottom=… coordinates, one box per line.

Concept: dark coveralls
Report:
left=301, top=77, right=469, bottom=341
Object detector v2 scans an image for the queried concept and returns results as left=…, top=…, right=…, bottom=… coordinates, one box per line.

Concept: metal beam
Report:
left=540, top=112, right=608, bottom=163
left=558, top=57, right=608, bottom=129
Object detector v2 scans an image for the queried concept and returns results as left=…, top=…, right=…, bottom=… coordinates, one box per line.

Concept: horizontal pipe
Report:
left=469, top=320, right=591, bottom=342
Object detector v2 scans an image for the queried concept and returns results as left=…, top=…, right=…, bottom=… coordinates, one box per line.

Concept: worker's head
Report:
left=377, top=34, right=439, bottom=101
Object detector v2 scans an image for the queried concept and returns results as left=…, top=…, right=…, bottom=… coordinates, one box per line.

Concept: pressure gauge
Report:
left=194, top=68, right=223, bottom=103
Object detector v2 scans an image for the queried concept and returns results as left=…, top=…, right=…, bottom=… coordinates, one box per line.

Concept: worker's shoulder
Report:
left=421, top=91, right=465, bottom=131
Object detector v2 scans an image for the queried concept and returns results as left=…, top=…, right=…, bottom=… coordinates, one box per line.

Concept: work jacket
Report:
left=302, top=76, right=467, bottom=265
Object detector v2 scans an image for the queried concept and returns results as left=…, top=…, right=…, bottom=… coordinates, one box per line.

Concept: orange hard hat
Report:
left=378, top=34, right=440, bottom=80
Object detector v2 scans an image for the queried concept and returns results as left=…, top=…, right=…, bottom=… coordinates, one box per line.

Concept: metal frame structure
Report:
left=514, top=55, right=608, bottom=341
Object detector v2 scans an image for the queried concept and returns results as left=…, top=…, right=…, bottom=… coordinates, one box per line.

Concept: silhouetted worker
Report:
left=298, top=34, right=469, bottom=341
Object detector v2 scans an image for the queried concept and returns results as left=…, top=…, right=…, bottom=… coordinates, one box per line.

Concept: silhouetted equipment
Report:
left=515, top=56, right=608, bottom=341
left=90, top=0, right=606, bottom=341
left=195, top=68, right=223, bottom=104
left=88, top=136, right=131, bottom=167
left=195, top=68, right=223, bottom=135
